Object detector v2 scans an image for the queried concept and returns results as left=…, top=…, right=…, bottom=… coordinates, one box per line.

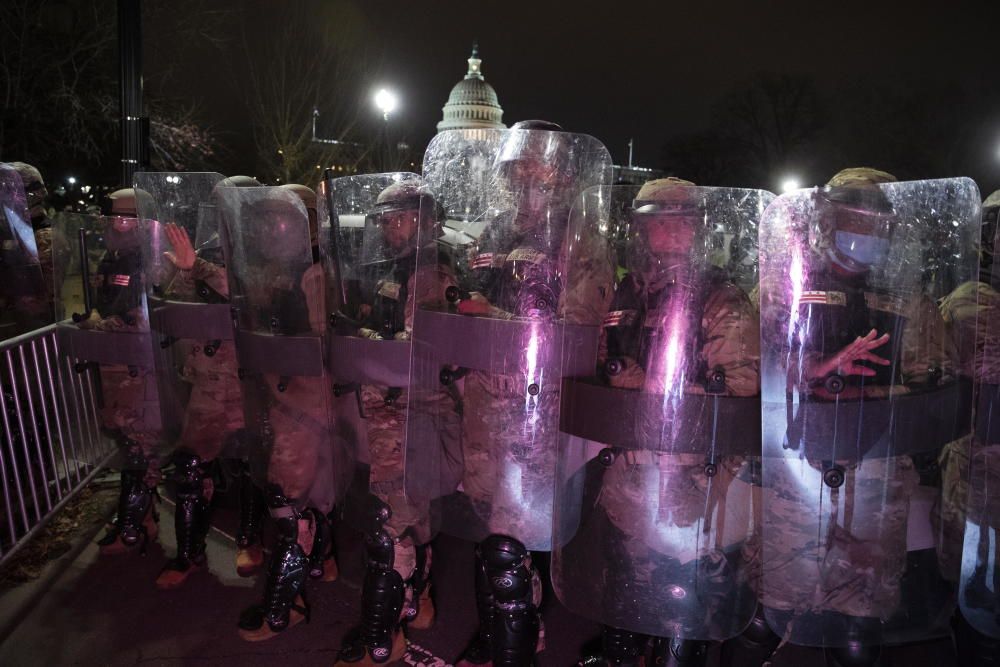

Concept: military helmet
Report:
left=813, top=167, right=897, bottom=272
left=279, top=183, right=317, bottom=213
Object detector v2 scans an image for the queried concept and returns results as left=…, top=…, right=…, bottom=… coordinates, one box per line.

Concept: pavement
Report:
left=0, top=480, right=966, bottom=667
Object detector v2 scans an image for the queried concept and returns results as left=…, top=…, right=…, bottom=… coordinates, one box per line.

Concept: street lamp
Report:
left=373, top=88, right=399, bottom=121
left=780, top=177, right=801, bottom=194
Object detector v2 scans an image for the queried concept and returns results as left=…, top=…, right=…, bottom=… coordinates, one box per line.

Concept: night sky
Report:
left=154, top=0, right=1000, bottom=193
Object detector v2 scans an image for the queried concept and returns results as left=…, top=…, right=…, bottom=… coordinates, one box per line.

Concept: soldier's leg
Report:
left=237, top=486, right=310, bottom=641
left=304, top=506, right=338, bottom=582
left=335, top=496, right=408, bottom=665
left=404, top=542, right=434, bottom=630
left=156, top=450, right=212, bottom=589
left=97, top=436, right=159, bottom=555
left=481, top=533, right=541, bottom=667
left=236, top=460, right=266, bottom=577
left=457, top=541, right=496, bottom=667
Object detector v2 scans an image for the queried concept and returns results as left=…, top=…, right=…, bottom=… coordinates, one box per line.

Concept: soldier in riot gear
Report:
left=409, top=121, right=613, bottom=666
left=81, top=188, right=164, bottom=555
left=5, top=162, right=66, bottom=329
left=135, top=172, right=261, bottom=588
left=220, top=185, right=350, bottom=642
left=940, top=188, right=1000, bottom=664
left=755, top=168, right=977, bottom=666
left=333, top=178, right=457, bottom=665
left=556, top=179, right=766, bottom=667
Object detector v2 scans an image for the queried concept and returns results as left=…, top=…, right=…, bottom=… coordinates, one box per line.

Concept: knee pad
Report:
left=481, top=534, right=534, bottom=604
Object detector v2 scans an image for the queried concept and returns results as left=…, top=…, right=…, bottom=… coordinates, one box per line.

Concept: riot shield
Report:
left=552, top=184, right=771, bottom=641
left=53, top=211, right=164, bottom=464
left=405, top=128, right=612, bottom=551
left=133, top=171, right=241, bottom=460
left=320, top=171, right=462, bottom=544
left=0, top=164, right=49, bottom=337
left=958, top=198, right=1000, bottom=639
left=758, top=178, right=979, bottom=648
left=220, top=186, right=351, bottom=513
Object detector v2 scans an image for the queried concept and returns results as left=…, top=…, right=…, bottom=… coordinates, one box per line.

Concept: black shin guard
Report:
left=651, top=637, right=708, bottom=667
left=357, top=498, right=404, bottom=662
left=307, top=507, right=334, bottom=579
left=719, top=603, right=778, bottom=667
left=236, top=462, right=264, bottom=551
left=240, top=488, right=309, bottom=633
left=459, top=544, right=496, bottom=664
left=168, top=451, right=211, bottom=569
left=110, top=442, right=156, bottom=548
left=482, top=534, right=540, bottom=667
left=403, top=543, right=431, bottom=623
left=602, top=625, right=648, bottom=666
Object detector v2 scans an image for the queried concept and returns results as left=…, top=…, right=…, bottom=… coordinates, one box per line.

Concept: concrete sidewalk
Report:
left=0, top=487, right=960, bottom=667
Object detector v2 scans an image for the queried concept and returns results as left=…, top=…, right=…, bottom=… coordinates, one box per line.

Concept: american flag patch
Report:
left=603, top=309, right=637, bottom=327
left=799, top=290, right=844, bottom=305
left=111, top=274, right=131, bottom=287
left=472, top=253, right=501, bottom=269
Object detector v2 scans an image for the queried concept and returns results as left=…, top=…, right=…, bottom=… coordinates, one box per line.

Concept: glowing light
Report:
left=67, top=176, right=77, bottom=185
left=373, top=88, right=399, bottom=120
left=781, top=177, right=800, bottom=193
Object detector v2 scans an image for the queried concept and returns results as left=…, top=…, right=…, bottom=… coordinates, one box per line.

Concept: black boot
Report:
left=236, top=465, right=265, bottom=577
left=98, top=441, right=158, bottom=554
left=483, top=534, right=540, bottom=667
left=650, top=637, right=708, bottom=667
left=335, top=496, right=407, bottom=665
left=237, top=488, right=310, bottom=641
left=458, top=543, right=496, bottom=666
left=156, top=451, right=210, bottom=589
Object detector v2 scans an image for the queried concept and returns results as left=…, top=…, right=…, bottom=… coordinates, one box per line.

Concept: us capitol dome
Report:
left=437, top=43, right=505, bottom=133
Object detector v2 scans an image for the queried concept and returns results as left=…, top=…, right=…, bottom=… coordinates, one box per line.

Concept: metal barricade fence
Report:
left=0, top=324, right=114, bottom=567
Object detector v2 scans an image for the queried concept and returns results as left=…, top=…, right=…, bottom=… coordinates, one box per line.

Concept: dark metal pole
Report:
left=118, top=0, right=147, bottom=187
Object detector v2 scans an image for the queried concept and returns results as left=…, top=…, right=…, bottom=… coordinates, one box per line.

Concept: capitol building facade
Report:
left=437, top=44, right=505, bottom=133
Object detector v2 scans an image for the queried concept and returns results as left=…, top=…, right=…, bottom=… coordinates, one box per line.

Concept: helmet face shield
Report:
left=818, top=186, right=895, bottom=273
left=366, top=202, right=422, bottom=256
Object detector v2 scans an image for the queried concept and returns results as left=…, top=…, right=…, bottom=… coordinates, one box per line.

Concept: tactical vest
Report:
left=96, top=250, right=143, bottom=320
left=796, top=274, right=907, bottom=389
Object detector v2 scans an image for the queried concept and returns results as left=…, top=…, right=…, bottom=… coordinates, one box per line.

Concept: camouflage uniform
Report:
left=761, top=169, right=956, bottom=636
left=598, top=278, right=760, bottom=619
left=162, top=257, right=243, bottom=463
left=461, top=228, right=614, bottom=546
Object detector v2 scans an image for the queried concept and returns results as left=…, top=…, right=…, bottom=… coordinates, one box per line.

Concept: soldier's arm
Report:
left=698, top=284, right=760, bottom=397
left=902, top=293, right=953, bottom=387
left=558, top=232, right=614, bottom=326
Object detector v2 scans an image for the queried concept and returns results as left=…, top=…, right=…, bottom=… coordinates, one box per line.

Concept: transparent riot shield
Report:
left=958, top=199, right=1000, bottom=639
left=758, top=178, right=979, bottom=648
left=0, top=164, right=49, bottom=337
left=133, top=172, right=241, bottom=460
left=53, top=211, right=164, bottom=464
left=320, top=171, right=462, bottom=545
left=220, top=186, right=351, bottom=513
left=405, top=128, right=612, bottom=551
left=552, top=184, right=771, bottom=641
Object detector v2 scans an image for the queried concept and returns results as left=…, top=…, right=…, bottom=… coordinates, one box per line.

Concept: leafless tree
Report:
left=239, top=0, right=378, bottom=186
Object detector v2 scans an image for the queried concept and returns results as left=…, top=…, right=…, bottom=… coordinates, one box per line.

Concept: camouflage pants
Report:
left=761, top=455, right=917, bottom=619
left=98, top=364, right=163, bottom=486
left=937, top=436, right=972, bottom=583
left=363, top=385, right=431, bottom=580
left=462, top=370, right=560, bottom=551
left=177, top=344, right=243, bottom=463
left=260, top=375, right=335, bottom=513
left=598, top=452, right=757, bottom=636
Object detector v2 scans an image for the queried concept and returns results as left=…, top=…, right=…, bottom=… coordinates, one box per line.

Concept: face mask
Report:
left=834, top=230, right=889, bottom=267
